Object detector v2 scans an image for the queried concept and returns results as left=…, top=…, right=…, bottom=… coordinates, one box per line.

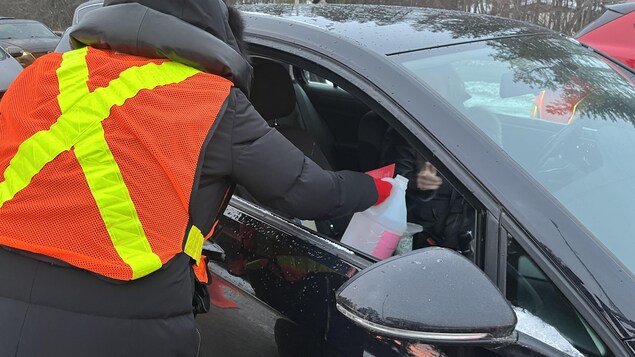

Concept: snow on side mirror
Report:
left=336, top=247, right=517, bottom=345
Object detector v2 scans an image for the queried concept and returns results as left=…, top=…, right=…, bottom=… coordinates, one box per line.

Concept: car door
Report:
left=0, top=46, right=23, bottom=96
left=199, top=197, right=374, bottom=357
left=201, top=195, right=500, bottom=357
left=195, top=53, right=507, bottom=357
left=202, top=194, right=487, bottom=357
left=482, top=213, right=624, bottom=357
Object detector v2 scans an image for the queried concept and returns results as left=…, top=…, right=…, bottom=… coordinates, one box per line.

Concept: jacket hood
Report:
left=69, top=2, right=252, bottom=94
left=102, top=0, right=244, bottom=54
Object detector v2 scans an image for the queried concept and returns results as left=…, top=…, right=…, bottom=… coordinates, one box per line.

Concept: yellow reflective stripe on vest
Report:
left=57, top=47, right=90, bottom=112
left=184, top=225, right=205, bottom=264
left=0, top=48, right=91, bottom=208
left=0, top=48, right=201, bottom=279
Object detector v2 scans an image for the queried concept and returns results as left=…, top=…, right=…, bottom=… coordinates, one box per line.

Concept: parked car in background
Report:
left=0, top=17, right=59, bottom=66
left=53, top=3, right=635, bottom=356
left=576, top=1, right=635, bottom=69
left=0, top=45, right=22, bottom=100
left=71, top=0, right=103, bottom=25
left=1, top=43, right=36, bottom=68
left=54, top=0, right=103, bottom=53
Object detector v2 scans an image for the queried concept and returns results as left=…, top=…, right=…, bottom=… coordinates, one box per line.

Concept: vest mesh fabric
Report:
left=0, top=48, right=233, bottom=280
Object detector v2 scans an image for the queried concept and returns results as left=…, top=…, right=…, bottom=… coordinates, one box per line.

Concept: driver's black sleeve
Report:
left=380, top=127, right=436, bottom=201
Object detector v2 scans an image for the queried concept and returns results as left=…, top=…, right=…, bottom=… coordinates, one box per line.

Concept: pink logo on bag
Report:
left=372, top=230, right=401, bottom=259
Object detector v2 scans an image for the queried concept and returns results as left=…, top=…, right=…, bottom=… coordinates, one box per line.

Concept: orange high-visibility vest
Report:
left=0, top=47, right=233, bottom=280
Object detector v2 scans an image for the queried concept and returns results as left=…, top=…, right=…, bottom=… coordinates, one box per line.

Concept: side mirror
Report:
left=5, top=46, right=23, bottom=58
left=336, top=247, right=517, bottom=344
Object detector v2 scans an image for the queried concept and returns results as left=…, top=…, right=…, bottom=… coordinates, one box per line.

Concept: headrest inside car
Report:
left=250, top=61, right=296, bottom=121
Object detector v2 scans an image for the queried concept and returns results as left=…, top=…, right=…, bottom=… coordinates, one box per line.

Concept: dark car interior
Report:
left=242, top=56, right=478, bottom=256
left=249, top=58, right=368, bottom=173
left=209, top=55, right=489, bottom=354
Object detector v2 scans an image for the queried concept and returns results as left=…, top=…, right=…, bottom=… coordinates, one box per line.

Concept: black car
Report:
left=53, top=3, right=635, bottom=356
left=187, top=4, right=635, bottom=357
left=575, top=1, right=635, bottom=69
left=0, top=45, right=22, bottom=100
left=0, top=18, right=60, bottom=61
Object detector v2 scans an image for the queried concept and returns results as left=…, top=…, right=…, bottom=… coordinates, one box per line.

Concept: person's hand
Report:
left=417, top=162, right=442, bottom=191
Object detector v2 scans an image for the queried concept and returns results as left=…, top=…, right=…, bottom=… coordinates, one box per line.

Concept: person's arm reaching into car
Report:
left=201, top=89, right=387, bottom=221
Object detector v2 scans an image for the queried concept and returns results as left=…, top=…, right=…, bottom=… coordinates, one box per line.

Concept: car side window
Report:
left=377, top=125, right=478, bottom=259
left=506, top=236, right=613, bottom=357
left=243, top=61, right=481, bottom=263
left=296, top=68, right=481, bottom=261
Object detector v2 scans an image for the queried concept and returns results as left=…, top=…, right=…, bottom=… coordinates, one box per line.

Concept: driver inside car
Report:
left=380, top=127, right=475, bottom=255
left=376, top=64, right=479, bottom=255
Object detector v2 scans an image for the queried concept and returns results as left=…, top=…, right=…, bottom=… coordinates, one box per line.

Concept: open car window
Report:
left=238, top=58, right=480, bottom=263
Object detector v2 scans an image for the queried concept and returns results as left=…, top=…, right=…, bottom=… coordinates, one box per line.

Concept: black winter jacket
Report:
left=0, top=2, right=377, bottom=357
left=381, top=127, right=474, bottom=251
left=69, top=2, right=377, bottom=236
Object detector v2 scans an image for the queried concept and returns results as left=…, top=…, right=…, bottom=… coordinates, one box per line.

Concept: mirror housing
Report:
left=5, top=46, right=24, bottom=58
left=336, top=247, right=517, bottom=344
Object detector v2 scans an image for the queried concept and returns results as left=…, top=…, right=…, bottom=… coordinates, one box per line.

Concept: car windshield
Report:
left=0, top=48, right=7, bottom=60
left=0, top=22, right=57, bottom=39
left=394, top=35, right=635, bottom=274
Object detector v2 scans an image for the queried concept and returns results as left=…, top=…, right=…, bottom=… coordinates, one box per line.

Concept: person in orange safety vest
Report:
left=0, top=1, right=392, bottom=356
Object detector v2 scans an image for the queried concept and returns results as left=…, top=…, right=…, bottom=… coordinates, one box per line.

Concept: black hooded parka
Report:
left=0, top=1, right=377, bottom=356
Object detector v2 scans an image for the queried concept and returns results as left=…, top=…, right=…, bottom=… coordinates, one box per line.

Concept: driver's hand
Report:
left=417, top=162, right=442, bottom=191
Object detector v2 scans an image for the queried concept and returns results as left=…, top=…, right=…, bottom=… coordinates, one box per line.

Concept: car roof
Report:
left=575, top=2, right=635, bottom=38
left=72, top=0, right=104, bottom=25
left=237, top=4, right=553, bottom=55
left=607, top=1, right=635, bottom=15
left=0, top=18, right=45, bottom=25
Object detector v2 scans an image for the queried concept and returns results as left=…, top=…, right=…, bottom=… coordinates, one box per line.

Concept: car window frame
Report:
left=245, top=40, right=495, bottom=264
left=243, top=20, right=505, bottom=220
left=297, top=64, right=493, bottom=268
left=240, top=21, right=635, bottom=356
left=495, top=212, right=628, bottom=356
